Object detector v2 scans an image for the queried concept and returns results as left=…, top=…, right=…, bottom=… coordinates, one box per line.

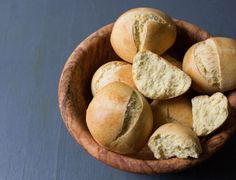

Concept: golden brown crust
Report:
left=111, top=8, right=176, bottom=63
left=91, top=61, right=136, bottom=95
left=86, top=82, right=153, bottom=154
left=182, top=44, right=219, bottom=93
left=151, top=96, right=192, bottom=130
left=115, top=64, right=136, bottom=89
left=141, top=20, right=176, bottom=54
left=183, top=37, right=236, bottom=93
left=150, top=123, right=199, bottom=142
left=213, top=37, right=236, bottom=91
left=87, top=82, right=132, bottom=147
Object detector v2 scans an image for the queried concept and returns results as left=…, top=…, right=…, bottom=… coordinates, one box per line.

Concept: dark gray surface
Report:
left=1, top=0, right=236, bottom=179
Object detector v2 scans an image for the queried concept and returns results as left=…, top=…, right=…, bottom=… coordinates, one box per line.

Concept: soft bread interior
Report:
left=133, top=13, right=166, bottom=51
left=149, top=134, right=200, bottom=159
left=148, top=123, right=201, bottom=159
left=92, top=61, right=127, bottom=95
left=132, top=51, right=191, bottom=99
left=114, top=92, right=142, bottom=139
left=192, top=92, right=228, bottom=136
left=194, top=39, right=221, bottom=88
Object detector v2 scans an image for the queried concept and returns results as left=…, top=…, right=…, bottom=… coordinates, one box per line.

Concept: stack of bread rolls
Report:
left=86, top=7, right=236, bottom=159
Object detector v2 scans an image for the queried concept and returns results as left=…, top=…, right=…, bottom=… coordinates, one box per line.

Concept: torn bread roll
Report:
left=183, top=37, right=236, bottom=94
left=91, top=61, right=135, bottom=95
left=132, top=51, right=191, bottom=100
left=148, top=123, right=202, bottom=159
left=111, top=7, right=176, bottom=63
left=192, top=92, right=229, bottom=136
left=151, top=96, right=192, bottom=130
left=86, top=82, right=153, bottom=154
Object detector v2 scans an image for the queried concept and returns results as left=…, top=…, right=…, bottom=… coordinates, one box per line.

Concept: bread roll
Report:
left=91, top=61, right=135, bottom=95
left=148, top=123, right=202, bottom=159
left=86, top=82, right=153, bottom=154
left=183, top=37, right=236, bottom=94
left=132, top=51, right=191, bottom=100
left=162, top=54, right=182, bottom=69
left=111, top=8, right=176, bottom=63
left=151, top=96, right=192, bottom=129
left=192, top=92, right=229, bottom=136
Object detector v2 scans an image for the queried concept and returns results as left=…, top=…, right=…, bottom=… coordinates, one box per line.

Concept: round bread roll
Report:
left=132, top=51, right=191, bottom=100
left=162, top=54, right=182, bottom=69
left=91, top=61, right=135, bottom=95
left=111, top=8, right=176, bottom=63
left=151, top=96, right=192, bottom=130
left=192, top=92, right=229, bottom=136
left=86, top=82, right=153, bottom=154
left=148, top=123, right=202, bottom=159
left=183, top=37, right=236, bottom=94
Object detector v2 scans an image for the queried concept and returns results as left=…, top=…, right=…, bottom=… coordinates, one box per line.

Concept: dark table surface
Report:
left=1, top=0, right=236, bottom=179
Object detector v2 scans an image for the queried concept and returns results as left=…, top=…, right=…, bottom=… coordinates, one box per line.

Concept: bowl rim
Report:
left=58, top=19, right=236, bottom=174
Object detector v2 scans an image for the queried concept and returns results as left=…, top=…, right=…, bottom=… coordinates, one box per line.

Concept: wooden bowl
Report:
left=58, top=19, right=236, bottom=174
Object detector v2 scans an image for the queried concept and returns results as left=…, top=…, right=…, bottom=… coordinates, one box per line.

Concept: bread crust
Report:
left=213, top=37, right=236, bottom=91
left=151, top=95, right=192, bottom=130
left=183, top=44, right=219, bottom=93
left=111, top=8, right=176, bottom=63
left=183, top=37, right=236, bottom=93
left=148, top=123, right=202, bottom=159
left=91, top=61, right=136, bottom=95
left=86, top=82, right=153, bottom=154
left=150, top=123, right=198, bottom=140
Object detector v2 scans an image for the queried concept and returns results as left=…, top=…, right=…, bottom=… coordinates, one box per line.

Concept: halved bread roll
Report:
left=192, top=92, right=229, bottom=136
left=111, top=8, right=176, bottom=63
left=151, top=96, right=192, bottom=130
left=91, top=61, right=135, bottom=95
left=183, top=37, right=236, bottom=94
left=132, top=51, right=191, bottom=100
left=148, top=123, right=202, bottom=159
left=86, top=82, right=153, bottom=154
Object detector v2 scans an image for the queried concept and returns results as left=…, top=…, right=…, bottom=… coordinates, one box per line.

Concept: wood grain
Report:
left=58, top=20, right=236, bottom=174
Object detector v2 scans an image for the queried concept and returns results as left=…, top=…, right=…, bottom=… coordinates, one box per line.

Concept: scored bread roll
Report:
left=183, top=37, right=236, bottom=94
left=192, top=92, right=229, bottom=136
left=111, top=7, right=176, bottom=63
left=86, top=82, right=153, bottom=154
left=148, top=123, right=202, bottom=159
left=91, top=61, right=135, bottom=95
left=132, top=51, right=191, bottom=100
left=151, top=96, right=192, bottom=130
